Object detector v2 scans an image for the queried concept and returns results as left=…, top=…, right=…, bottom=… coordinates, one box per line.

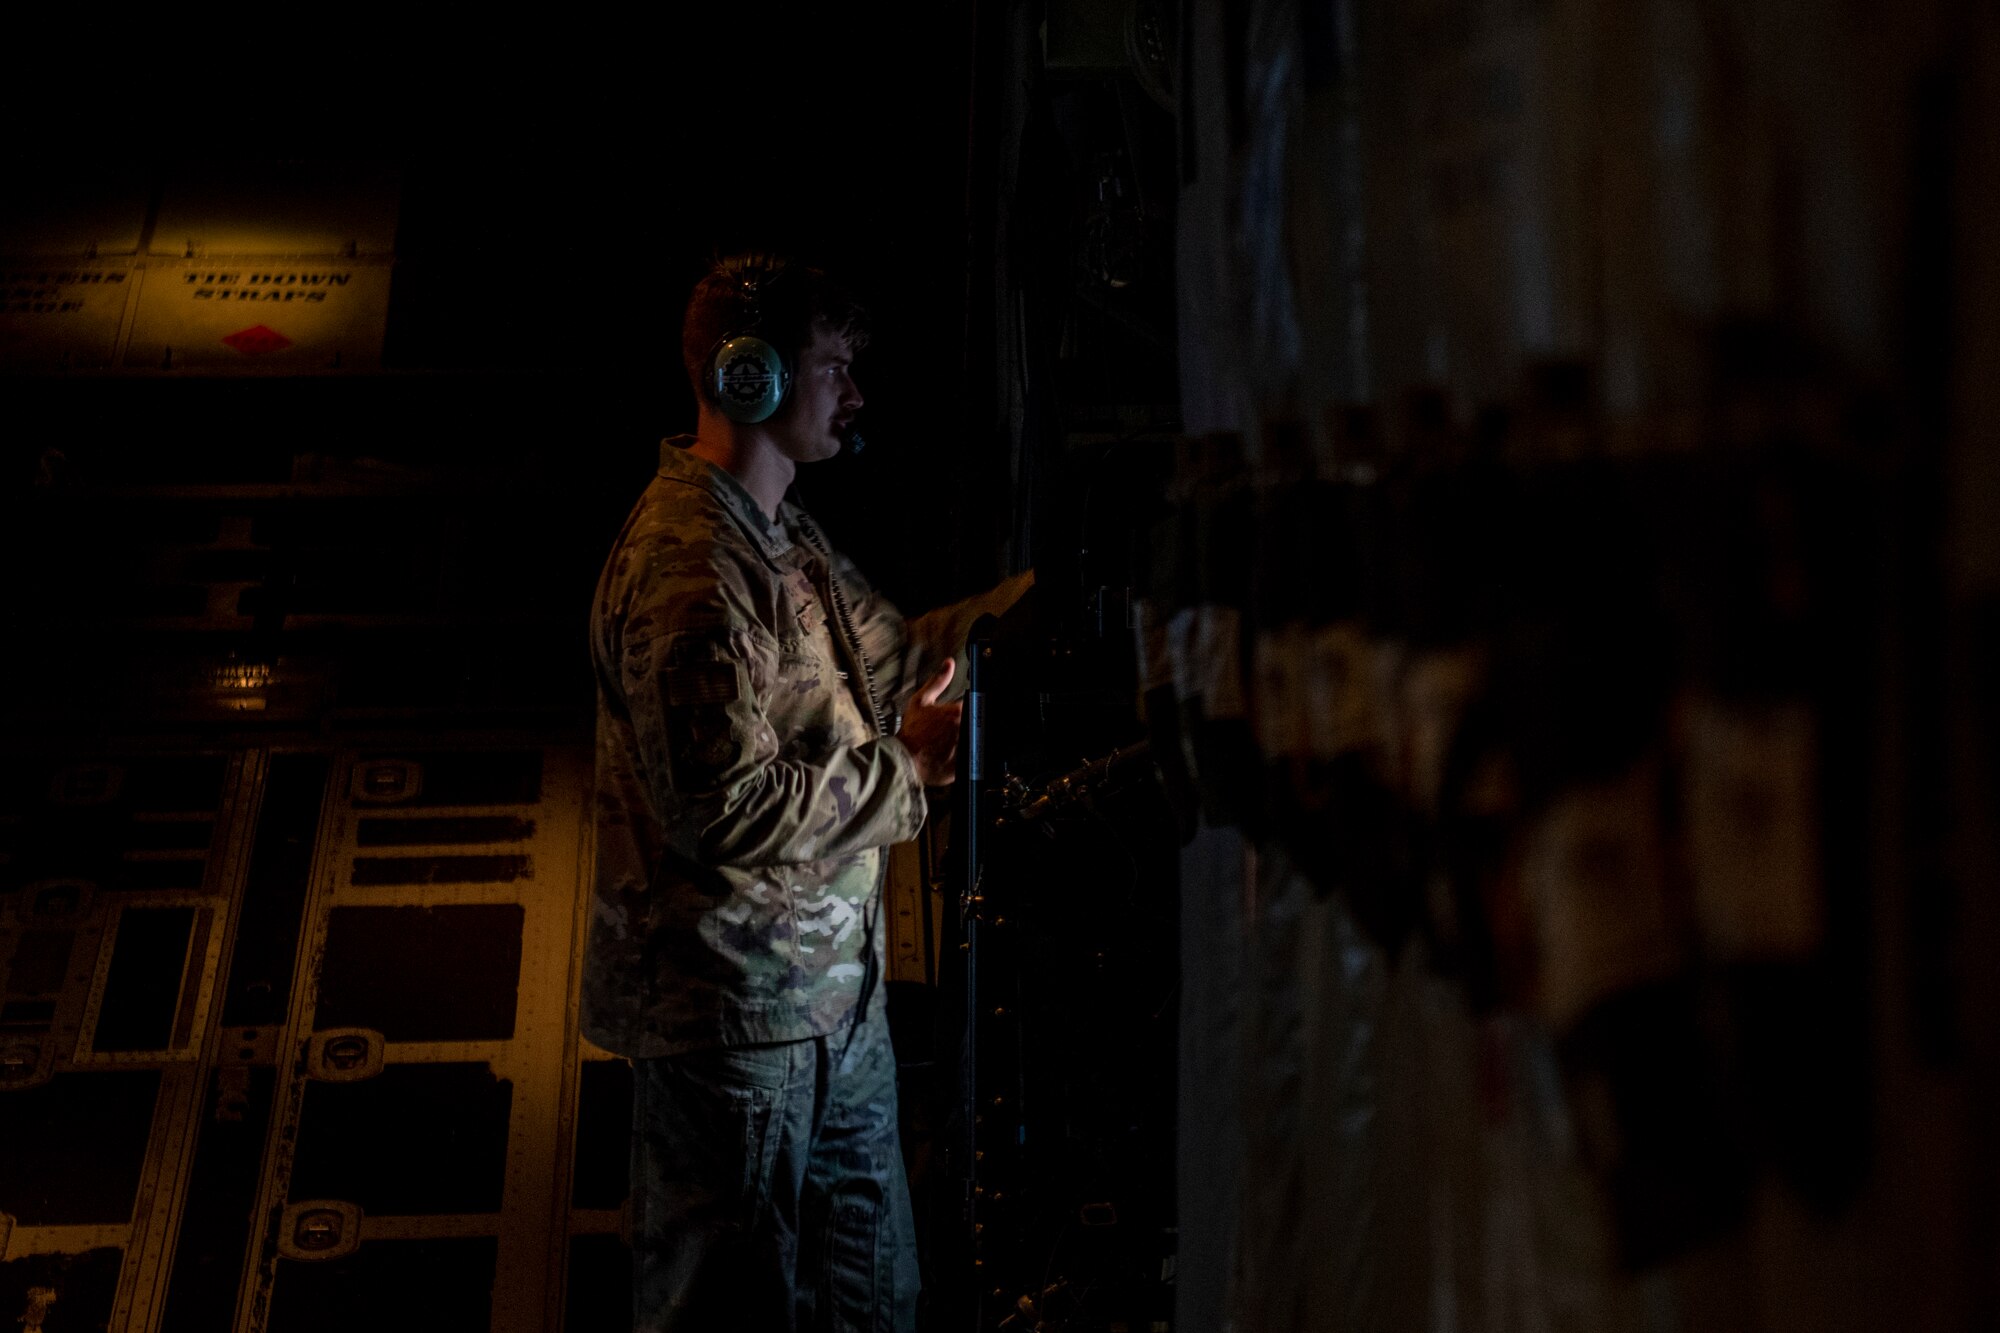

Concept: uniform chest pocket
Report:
left=775, top=637, right=824, bottom=672
left=774, top=634, right=838, bottom=706
left=781, top=569, right=828, bottom=637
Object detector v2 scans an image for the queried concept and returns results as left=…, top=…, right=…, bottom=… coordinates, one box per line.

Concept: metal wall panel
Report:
left=235, top=748, right=594, bottom=1333
left=149, top=164, right=400, bottom=259
left=0, top=751, right=261, bottom=1333
left=0, top=258, right=138, bottom=371
left=123, top=258, right=392, bottom=373
left=1, top=744, right=611, bottom=1332
left=0, top=161, right=398, bottom=375
left=0, top=167, right=151, bottom=257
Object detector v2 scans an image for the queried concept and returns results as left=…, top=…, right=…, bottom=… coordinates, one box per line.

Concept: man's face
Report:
left=770, top=325, right=862, bottom=464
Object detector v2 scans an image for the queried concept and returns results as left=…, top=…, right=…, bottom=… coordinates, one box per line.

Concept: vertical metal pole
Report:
left=961, top=638, right=989, bottom=1329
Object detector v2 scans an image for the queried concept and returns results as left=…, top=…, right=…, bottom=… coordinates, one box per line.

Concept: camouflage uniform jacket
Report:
left=585, top=438, right=1016, bottom=1057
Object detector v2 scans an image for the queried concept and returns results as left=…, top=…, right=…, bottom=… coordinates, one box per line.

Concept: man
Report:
left=584, top=254, right=1031, bottom=1332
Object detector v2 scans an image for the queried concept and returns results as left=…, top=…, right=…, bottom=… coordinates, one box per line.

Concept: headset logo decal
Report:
left=719, top=349, right=776, bottom=405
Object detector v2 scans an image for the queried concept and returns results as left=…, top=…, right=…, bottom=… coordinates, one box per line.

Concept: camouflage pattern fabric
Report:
left=629, top=991, right=918, bottom=1331
left=585, top=438, right=1027, bottom=1057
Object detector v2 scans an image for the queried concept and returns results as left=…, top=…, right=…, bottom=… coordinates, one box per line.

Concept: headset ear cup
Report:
left=710, top=335, right=792, bottom=424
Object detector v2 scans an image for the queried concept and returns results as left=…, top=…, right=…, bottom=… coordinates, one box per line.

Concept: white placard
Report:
left=0, top=258, right=135, bottom=370
left=124, top=257, right=391, bottom=372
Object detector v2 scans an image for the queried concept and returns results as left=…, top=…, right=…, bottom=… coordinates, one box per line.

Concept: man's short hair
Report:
left=681, top=254, right=871, bottom=401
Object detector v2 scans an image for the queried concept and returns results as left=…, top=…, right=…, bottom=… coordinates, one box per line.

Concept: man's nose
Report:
left=841, top=375, right=863, bottom=411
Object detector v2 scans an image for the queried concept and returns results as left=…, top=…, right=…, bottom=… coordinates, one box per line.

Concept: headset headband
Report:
left=707, top=261, right=792, bottom=424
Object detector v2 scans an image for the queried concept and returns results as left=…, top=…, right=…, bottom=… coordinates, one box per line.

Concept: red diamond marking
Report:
left=222, top=325, right=292, bottom=354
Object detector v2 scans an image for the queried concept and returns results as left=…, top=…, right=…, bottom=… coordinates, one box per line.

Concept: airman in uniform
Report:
left=585, top=254, right=1030, bottom=1332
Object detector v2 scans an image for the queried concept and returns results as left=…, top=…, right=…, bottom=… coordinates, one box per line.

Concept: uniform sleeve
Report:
left=625, top=564, right=927, bottom=869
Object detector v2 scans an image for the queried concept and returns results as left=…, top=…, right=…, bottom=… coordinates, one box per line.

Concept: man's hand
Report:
left=899, top=659, right=963, bottom=787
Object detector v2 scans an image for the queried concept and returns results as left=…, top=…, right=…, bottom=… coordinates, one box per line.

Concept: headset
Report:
left=705, top=259, right=793, bottom=425
left=702, top=257, right=867, bottom=454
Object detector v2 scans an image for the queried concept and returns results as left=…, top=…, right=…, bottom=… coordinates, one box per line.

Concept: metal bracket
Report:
left=276, top=1200, right=362, bottom=1262
left=350, top=759, right=422, bottom=804
left=48, top=763, right=123, bottom=807
left=307, top=1027, right=385, bottom=1082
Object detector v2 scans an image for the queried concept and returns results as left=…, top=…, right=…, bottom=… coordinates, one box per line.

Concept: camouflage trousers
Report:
left=630, top=995, right=920, bottom=1332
